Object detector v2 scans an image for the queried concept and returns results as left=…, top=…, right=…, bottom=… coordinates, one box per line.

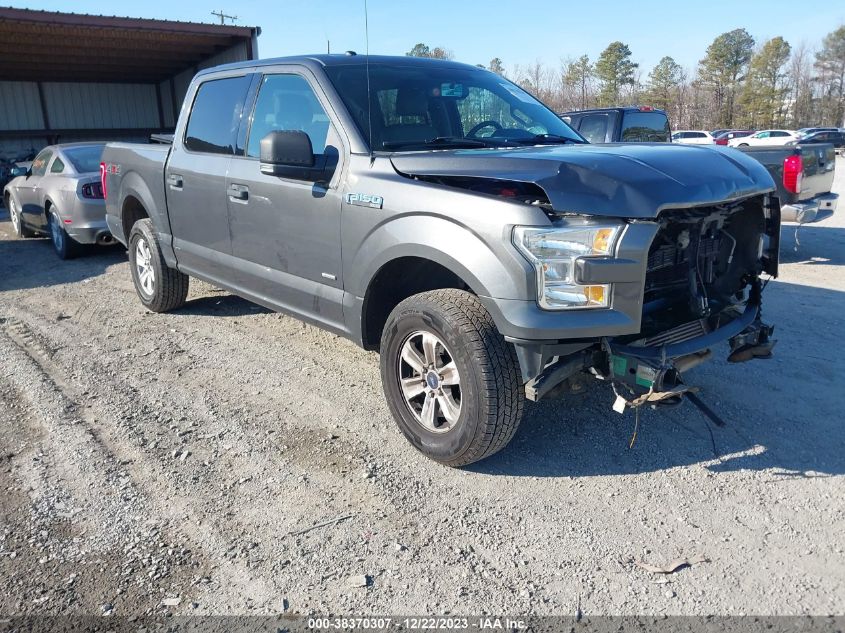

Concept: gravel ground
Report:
left=0, top=160, right=843, bottom=618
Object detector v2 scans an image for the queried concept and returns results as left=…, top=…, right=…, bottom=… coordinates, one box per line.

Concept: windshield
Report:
left=64, top=145, right=105, bottom=173
left=620, top=111, right=671, bottom=142
left=323, top=62, right=584, bottom=151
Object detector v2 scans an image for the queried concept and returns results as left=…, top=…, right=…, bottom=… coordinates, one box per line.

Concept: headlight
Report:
left=513, top=222, right=623, bottom=310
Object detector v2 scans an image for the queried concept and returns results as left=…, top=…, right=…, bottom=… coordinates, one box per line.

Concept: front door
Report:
left=165, top=73, right=253, bottom=282
left=226, top=70, right=346, bottom=332
left=15, top=148, right=52, bottom=230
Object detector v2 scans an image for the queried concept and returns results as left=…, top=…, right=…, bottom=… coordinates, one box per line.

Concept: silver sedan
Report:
left=3, top=142, right=115, bottom=259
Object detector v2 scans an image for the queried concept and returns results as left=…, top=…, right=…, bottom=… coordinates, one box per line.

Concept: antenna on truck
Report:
left=364, top=0, right=374, bottom=163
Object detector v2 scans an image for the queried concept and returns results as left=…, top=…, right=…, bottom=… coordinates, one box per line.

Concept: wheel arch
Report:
left=353, top=216, right=530, bottom=350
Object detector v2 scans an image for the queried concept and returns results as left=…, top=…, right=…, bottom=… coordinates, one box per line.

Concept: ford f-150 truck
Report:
left=102, top=55, right=780, bottom=467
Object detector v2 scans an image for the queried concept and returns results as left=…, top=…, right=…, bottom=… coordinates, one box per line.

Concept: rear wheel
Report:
left=380, top=289, right=525, bottom=467
left=7, top=196, right=35, bottom=238
left=48, top=208, right=80, bottom=259
left=128, top=218, right=188, bottom=312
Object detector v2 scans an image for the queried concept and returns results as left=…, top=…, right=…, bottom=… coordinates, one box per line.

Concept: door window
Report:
left=184, top=75, right=253, bottom=155
left=578, top=114, right=609, bottom=143
left=247, top=74, right=331, bottom=158
left=30, top=150, right=53, bottom=177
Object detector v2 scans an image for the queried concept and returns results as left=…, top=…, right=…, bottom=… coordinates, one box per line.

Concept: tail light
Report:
left=82, top=182, right=104, bottom=199
left=783, top=154, right=803, bottom=194
left=99, top=161, right=108, bottom=199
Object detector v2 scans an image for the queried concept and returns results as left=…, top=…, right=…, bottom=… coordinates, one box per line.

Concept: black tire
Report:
left=380, top=289, right=525, bottom=467
left=738, top=143, right=749, bottom=147
left=7, top=195, right=36, bottom=238
left=128, top=218, right=189, bottom=313
left=48, top=208, right=80, bottom=260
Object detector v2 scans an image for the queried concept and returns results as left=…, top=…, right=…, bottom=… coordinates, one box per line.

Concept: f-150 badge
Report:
left=345, top=193, right=383, bottom=209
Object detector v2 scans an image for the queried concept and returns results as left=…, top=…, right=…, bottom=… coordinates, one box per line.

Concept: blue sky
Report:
left=9, top=0, right=845, bottom=73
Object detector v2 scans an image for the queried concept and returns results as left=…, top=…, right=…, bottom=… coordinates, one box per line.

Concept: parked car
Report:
left=102, top=54, right=780, bottom=467
left=3, top=142, right=114, bottom=258
left=713, top=130, right=754, bottom=146
left=796, top=127, right=840, bottom=136
left=559, top=106, right=671, bottom=143
left=671, top=130, right=715, bottom=144
left=728, top=129, right=797, bottom=147
left=789, top=130, right=845, bottom=154
left=738, top=143, right=837, bottom=224
left=711, top=128, right=731, bottom=137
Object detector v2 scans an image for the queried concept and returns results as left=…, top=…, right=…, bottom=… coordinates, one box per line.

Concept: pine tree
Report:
left=698, top=28, right=755, bottom=126
left=814, top=26, right=845, bottom=126
left=739, top=37, right=792, bottom=128
left=595, top=42, right=638, bottom=106
left=564, top=55, right=594, bottom=109
left=645, top=56, right=682, bottom=112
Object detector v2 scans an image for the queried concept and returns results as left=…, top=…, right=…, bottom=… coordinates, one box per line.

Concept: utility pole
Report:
left=210, top=10, right=238, bottom=25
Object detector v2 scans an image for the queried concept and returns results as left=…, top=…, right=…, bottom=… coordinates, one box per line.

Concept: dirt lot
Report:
left=1, top=161, right=844, bottom=619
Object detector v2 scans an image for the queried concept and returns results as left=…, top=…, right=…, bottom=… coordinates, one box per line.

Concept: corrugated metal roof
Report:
left=0, top=7, right=259, bottom=83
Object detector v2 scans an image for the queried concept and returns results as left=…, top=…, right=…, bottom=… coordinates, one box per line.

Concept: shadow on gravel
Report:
left=174, top=294, right=272, bottom=317
left=472, top=279, right=845, bottom=480
left=779, top=224, right=845, bottom=266
left=0, top=222, right=125, bottom=293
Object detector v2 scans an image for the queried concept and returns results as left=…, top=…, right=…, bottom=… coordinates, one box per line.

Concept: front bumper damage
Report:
left=510, top=194, right=780, bottom=405
left=518, top=292, right=775, bottom=403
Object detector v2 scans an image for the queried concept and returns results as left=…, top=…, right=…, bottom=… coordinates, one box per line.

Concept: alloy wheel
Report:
left=397, top=330, right=462, bottom=433
left=135, top=238, right=155, bottom=296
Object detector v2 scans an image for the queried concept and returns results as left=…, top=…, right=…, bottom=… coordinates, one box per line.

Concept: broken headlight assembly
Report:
left=513, top=221, right=623, bottom=310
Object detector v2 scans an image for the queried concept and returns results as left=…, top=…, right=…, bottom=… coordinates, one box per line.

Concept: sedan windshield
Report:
left=324, top=62, right=585, bottom=151
left=64, top=145, right=105, bottom=173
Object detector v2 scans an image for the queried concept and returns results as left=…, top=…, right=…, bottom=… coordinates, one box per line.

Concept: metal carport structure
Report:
left=0, top=7, right=260, bottom=158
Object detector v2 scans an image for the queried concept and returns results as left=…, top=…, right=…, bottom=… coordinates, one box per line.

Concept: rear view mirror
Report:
left=260, top=130, right=317, bottom=179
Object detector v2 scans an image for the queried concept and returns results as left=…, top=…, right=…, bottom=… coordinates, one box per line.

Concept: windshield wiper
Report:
left=512, top=134, right=587, bottom=145
left=382, top=136, right=503, bottom=150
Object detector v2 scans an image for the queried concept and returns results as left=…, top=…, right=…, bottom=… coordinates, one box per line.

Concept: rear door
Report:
left=225, top=67, right=347, bottom=332
left=165, top=72, right=253, bottom=281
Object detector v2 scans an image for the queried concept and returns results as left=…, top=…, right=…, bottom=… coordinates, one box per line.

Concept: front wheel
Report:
left=379, top=289, right=525, bottom=467
left=8, top=196, right=36, bottom=238
left=128, top=219, right=189, bottom=312
left=738, top=143, right=749, bottom=147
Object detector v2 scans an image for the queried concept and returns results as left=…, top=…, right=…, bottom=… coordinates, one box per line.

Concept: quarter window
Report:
left=50, top=157, right=65, bottom=173
left=30, top=150, right=53, bottom=177
left=247, top=74, right=331, bottom=158
left=184, top=75, right=252, bottom=155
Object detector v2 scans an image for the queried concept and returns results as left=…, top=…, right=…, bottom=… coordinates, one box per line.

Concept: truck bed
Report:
left=738, top=143, right=836, bottom=223
left=102, top=142, right=170, bottom=246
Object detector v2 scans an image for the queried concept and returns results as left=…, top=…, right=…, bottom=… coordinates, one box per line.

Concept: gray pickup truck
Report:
left=102, top=54, right=780, bottom=467
left=738, top=144, right=838, bottom=225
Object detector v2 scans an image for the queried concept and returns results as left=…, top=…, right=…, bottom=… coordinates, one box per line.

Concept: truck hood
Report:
left=390, top=143, right=776, bottom=218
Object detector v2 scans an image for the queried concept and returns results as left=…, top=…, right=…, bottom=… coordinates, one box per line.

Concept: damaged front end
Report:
left=524, top=193, right=781, bottom=408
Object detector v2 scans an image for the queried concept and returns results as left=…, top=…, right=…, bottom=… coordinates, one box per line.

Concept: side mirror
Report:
left=260, top=130, right=319, bottom=180
left=10, top=166, right=28, bottom=178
